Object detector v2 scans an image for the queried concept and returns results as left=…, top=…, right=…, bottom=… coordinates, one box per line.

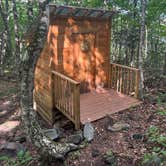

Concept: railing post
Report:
left=73, top=84, right=80, bottom=130
left=135, top=70, right=140, bottom=98
left=51, top=73, right=55, bottom=124
left=110, top=63, right=140, bottom=98
left=109, top=64, right=112, bottom=88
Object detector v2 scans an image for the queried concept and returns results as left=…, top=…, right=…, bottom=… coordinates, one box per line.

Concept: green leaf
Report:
left=157, top=135, right=166, bottom=147
left=0, top=156, right=9, bottom=161
left=20, top=156, right=32, bottom=164
left=17, top=150, right=25, bottom=158
left=161, top=150, right=166, bottom=157
left=152, top=147, right=161, bottom=152
left=157, top=110, right=166, bottom=116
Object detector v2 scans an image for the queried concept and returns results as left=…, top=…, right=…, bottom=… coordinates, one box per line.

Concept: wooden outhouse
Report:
left=34, top=5, right=141, bottom=129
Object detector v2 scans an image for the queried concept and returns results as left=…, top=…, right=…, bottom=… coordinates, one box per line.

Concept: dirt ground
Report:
left=0, top=76, right=165, bottom=166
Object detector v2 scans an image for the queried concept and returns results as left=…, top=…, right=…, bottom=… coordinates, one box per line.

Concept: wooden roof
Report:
left=48, top=4, right=117, bottom=20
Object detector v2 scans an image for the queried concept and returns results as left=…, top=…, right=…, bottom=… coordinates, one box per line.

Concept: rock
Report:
left=107, top=122, right=130, bottom=132
left=14, top=136, right=26, bottom=143
left=68, top=132, right=83, bottom=145
left=43, top=128, right=62, bottom=141
left=91, top=148, right=100, bottom=158
left=105, top=115, right=114, bottom=129
left=132, top=133, right=143, bottom=140
left=143, top=156, right=162, bottom=166
left=83, top=122, right=94, bottom=142
left=127, top=113, right=140, bottom=121
left=103, top=150, right=117, bottom=166
left=0, top=142, right=25, bottom=151
left=0, top=142, right=26, bottom=157
left=53, top=121, right=61, bottom=128
left=0, top=110, right=8, bottom=117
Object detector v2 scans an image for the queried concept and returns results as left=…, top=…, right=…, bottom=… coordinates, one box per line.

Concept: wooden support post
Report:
left=127, top=69, right=130, bottom=95
left=108, top=20, right=111, bottom=89
left=120, top=67, right=122, bottom=93
left=51, top=73, right=55, bottom=124
left=135, top=70, right=140, bottom=98
left=73, top=84, right=80, bottom=130
left=109, top=64, right=112, bottom=88
left=130, top=70, right=133, bottom=93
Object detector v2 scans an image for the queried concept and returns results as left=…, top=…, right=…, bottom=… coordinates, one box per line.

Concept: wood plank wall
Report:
left=34, top=42, right=55, bottom=124
left=49, top=17, right=111, bottom=90
left=34, top=16, right=111, bottom=125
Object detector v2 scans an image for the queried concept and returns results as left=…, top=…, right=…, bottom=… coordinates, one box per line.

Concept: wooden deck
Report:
left=50, top=64, right=141, bottom=129
left=80, top=89, right=141, bottom=124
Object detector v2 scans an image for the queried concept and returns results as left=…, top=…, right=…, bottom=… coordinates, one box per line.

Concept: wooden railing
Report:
left=109, top=63, right=140, bottom=98
left=51, top=70, right=80, bottom=129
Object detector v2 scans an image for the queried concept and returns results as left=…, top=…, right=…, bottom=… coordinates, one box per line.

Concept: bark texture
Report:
left=0, top=0, right=12, bottom=63
left=12, top=0, right=20, bottom=76
left=20, top=11, right=78, bottom=160
left=138, top=0, right=146, bottom=99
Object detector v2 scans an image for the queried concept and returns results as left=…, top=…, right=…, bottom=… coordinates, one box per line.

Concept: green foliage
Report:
left=142, top=152, right=164, bottom=166
left=0, top=0, right=165, bottom=76
left=147, top=126, right=160, bottom=142
left=142, top=126, right=166, bottom=165
left=81, top=0, right=104, bottom=7
left=156, top=93, right=166, bottom=105
left=147, top=126, right=166, bottom=147
left=157, top=109, right=166, bottom=116
left=0, top=150, right=33, bottom=166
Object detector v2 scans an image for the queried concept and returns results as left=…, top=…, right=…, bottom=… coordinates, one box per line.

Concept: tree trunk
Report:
left=12, top=0, right=20, bottom=78
left=163, top=53, right=166, bottom=75
left=27, top=0, right=33, bottom=21
left=0, top=0, right=12, bottom=63
left=21, top=6, right=78, bottom=160
left=38, top=0, right=51, bottom=12
left=130, top=0, right=138, bottom=65
left=138, top=0, right=146, bottom=99
left=0, top=31, right=5, bottom=75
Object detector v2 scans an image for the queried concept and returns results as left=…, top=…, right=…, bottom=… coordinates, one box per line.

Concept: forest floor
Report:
left=0, top=75, right=165, bottom=166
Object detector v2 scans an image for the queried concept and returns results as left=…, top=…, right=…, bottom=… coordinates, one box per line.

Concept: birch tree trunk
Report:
left=27, top=0, right=33, bottom=21
left=130, top=0, right=138, bottom=65
left=12, top=0, right=20, bottom=77
left=0, top=31, right=5, bottom=75
left=21, top=5, right=78, bottom=160
left=0, top=0, right=12, bottom=63
left=138, top=0, right=146, bottom=99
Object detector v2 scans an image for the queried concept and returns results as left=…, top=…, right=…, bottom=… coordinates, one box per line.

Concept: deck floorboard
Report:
left=80, top=89, right=141, bottom=124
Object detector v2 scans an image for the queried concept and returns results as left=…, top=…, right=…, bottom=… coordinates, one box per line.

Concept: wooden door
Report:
left=72, top=33, right=96, bottom=93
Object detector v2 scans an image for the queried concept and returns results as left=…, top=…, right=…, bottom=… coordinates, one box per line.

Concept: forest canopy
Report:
left=0, top=0, right=165, bottom=79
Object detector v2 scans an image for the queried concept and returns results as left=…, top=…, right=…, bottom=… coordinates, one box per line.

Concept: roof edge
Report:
left=46, top=3, right=117, bottom=20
